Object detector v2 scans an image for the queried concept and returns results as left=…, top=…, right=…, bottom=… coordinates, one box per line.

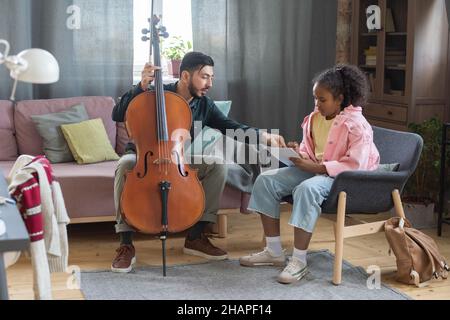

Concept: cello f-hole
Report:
left=172, top=150, right=188, bottom=177
left=137, top=151, right=154, bottom=178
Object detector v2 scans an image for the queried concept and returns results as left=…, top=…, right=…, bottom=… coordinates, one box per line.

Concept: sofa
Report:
left=0, top=97, right=250, bottom=236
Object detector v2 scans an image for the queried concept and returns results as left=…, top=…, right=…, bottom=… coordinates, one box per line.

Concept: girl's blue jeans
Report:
left=248, top=167, right=334, bottom=233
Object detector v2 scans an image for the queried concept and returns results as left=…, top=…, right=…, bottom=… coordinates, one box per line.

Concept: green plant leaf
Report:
left=161, top=36, right=193, bottom=61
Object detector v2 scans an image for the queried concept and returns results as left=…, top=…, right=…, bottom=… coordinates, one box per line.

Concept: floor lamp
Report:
left=0, top=39, right=59, bottom=101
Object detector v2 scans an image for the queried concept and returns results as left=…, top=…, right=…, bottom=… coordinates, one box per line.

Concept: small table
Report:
left=0, top=171, right=29, bottom=300
left=438, top=123, right=450, bottom=236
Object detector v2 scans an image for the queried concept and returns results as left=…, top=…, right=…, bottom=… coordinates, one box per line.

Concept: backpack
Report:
left=384, top=217, right=449, bottom=287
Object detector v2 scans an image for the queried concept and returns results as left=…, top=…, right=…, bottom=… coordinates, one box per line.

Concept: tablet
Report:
left=269, top=147, right=301, bottom=167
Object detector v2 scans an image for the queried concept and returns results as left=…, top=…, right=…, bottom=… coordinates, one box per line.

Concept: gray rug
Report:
left=80, top=250, right=410, bottom=300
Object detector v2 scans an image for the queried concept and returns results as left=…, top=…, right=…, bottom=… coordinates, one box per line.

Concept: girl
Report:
left=239, top=64, right=380, bottom=284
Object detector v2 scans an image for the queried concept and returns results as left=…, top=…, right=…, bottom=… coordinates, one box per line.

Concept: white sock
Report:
left=293, top=248, right=307, bottom=265
left=266, top=236, right=283, bottom=257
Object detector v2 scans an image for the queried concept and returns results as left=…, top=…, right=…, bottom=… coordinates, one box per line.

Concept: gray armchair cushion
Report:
left=374, top=163, right=400, bottom=172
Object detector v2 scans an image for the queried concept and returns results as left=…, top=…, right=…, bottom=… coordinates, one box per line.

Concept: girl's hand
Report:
left=290, top=157, right=327, bottom=175
left=287, top=141, right=299, bottom=149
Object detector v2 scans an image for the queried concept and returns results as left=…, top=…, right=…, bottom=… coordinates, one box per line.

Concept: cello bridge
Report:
left=153, top=158, right=171, bottom=165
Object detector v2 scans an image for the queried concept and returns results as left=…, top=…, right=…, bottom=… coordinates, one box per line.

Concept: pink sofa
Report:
left=0, top=97, right=250, bottom=235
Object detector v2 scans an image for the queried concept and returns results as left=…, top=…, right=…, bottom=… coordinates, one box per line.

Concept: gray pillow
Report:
left=31, top=104, right=90, bottom=163
left=376, top=163, right=400, bottom=172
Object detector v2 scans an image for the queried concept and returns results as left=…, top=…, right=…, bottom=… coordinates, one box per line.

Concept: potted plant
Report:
left=162, top=36, right=192, bottom=77
left=402, top=117, right=449, bottom=228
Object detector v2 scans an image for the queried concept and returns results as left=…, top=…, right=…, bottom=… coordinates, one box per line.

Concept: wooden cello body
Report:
left=121, top=90, right=205, bottom=234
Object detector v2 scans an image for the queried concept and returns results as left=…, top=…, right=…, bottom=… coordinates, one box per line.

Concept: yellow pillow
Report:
left=61, top=118, right=119, bottom=164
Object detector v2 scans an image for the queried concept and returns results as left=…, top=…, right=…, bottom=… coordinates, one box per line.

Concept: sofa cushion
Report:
left=30, top=104, right=90, bottom=163
left=0, top=101, right=18, bottom=161
left=61, top=118, right=119, bottom=164
left=15, top=96, right=116, bottom=156
left=0, top=161, right=15, bottom=180
left=0, top=160, right=116, bottom=219
left=50, top=161, right=117, bottom=219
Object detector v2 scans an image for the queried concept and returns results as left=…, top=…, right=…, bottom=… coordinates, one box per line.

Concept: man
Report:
left=111, top=51, right=285, bottom=273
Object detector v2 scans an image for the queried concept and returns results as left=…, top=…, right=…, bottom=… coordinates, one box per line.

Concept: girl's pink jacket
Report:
left=297, top=105, right=380, bottom=177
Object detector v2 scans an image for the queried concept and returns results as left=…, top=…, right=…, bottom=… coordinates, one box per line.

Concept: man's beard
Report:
left=188, top=82, right=201, bottom=98
left=188, top=82, right=209, bottom=98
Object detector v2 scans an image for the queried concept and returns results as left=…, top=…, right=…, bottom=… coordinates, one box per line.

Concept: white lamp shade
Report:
left=11, top=48, right=59, bottom=84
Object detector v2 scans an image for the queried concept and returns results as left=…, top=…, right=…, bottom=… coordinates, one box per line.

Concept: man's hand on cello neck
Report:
left=140, top=63, right=161, bottom=91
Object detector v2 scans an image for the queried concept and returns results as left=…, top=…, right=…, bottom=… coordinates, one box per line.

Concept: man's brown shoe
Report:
left=183, top=234, right=228, bottom=260
left=111, top=244, right=136, bottom=273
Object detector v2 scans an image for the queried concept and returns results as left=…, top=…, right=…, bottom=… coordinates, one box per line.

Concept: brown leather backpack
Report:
left=384, top=217, right=449, bottom=287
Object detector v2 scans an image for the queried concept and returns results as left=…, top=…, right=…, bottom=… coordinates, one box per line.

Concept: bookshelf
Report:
left=351, top=0, right=449, bottom=131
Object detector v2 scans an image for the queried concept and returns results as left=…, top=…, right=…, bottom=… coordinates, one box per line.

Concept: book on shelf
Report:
left=364, top=46, right=377, bottom=55
left=366, top=56, right=377, bottom=66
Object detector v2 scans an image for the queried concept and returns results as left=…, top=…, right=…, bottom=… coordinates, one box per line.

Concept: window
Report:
left=133, top=0, right=193, bottom=84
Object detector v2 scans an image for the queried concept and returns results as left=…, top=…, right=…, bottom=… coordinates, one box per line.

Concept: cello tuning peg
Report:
left=162, top=32, right=169, bottom=39
left=159, top=26, right=167, bottom=33
left=141, top=36, right=150, bottom=42
left=142, top=28, right=150, bottom=35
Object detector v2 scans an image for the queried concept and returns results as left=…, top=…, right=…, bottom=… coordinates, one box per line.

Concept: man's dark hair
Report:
left=180, top=51, right=214, bottom=74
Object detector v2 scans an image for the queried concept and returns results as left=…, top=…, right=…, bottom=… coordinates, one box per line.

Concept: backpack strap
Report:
left=405, top=228, right=443, bottom=279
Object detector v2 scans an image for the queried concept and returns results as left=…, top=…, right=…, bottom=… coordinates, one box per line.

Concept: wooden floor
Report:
left=5, top=209, right=450, bottom=300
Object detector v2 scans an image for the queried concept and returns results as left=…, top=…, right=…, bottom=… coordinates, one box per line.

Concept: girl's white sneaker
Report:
left=239, top=247, right=286, bottom=267
left=277, top=257, right=308, bottom=284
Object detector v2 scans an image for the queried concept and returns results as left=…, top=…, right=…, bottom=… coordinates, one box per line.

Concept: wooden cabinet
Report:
left=351, top=0, right=449, bottom=131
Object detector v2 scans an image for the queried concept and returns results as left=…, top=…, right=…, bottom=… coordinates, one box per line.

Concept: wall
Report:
left=336, top=0, right=352, bottom=64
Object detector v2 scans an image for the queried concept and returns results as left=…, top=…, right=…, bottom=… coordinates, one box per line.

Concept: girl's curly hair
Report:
left=312, top=64, right=369, bottom=110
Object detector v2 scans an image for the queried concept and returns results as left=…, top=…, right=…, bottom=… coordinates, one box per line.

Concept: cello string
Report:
left=164, top=141, right=169, bottom=176
left=158, top=142, right=162, bottom=173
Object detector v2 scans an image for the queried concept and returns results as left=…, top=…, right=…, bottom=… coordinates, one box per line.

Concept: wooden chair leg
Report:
left=333, top=191, right=347, bottom=285
left=392, top=189, right=406, bottom=219
left=217, top=214, right=227, bottom=238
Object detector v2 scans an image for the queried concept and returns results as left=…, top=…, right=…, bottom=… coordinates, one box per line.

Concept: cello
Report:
left=120, top=15, right=205, bottom=276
